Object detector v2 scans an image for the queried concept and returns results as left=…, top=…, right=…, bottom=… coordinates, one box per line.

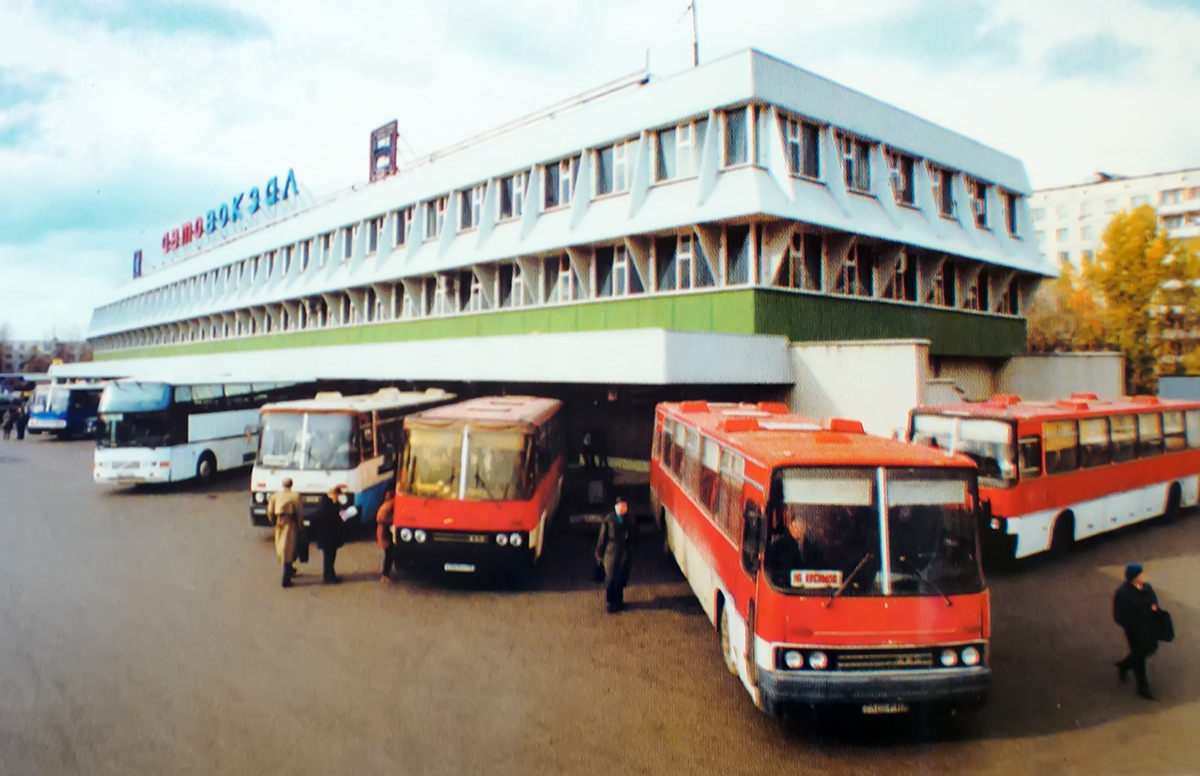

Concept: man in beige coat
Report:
left=268, top=478, right=304, bottom=588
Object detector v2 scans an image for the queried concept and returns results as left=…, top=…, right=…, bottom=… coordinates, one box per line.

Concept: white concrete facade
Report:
left=1030, top=168, right=1200, bottom=267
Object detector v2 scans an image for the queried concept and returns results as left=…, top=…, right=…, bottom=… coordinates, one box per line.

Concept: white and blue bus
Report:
left=27, top=381, right=107, bottom=439
left=94, top=379, right=311, bottom=485
left=249, top=388, right=456, bottom=531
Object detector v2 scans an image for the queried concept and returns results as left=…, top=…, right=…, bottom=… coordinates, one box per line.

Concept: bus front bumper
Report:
left=393, top=530, right=535, bottom=572
left=759, top=666, right=991, bottom=710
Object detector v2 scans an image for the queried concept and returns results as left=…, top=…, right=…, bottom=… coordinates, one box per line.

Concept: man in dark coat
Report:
left=309, top=485, right=347, bottom=584
left=595, top=496, right=637, bottom=613
left=1113, top=562, right=1159, bottom=700
left=14, top=403, right=28, bottom=440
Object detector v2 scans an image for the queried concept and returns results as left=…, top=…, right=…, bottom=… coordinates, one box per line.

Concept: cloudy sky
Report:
left=1, top=0, right=1198, bottom=340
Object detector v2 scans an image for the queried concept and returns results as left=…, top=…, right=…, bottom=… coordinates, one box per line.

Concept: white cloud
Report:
left=1, top=0, right=1199, bottom=338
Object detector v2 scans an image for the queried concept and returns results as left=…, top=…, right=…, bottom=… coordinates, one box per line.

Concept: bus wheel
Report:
left=1164, top=484, right=1182, bottom=522
left=1049, top=512, right=1074, bottom=558
left=718, top=601, right=738, bottom=676
left=196, top=452, right=216, bottom=484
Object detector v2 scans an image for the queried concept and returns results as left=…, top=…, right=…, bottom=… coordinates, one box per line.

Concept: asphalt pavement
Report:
left=1, top=438, right=1198, bottom=775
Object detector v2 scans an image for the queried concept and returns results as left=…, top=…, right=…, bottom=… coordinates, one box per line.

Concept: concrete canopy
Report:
left=50, top=329, right=794, bottom=386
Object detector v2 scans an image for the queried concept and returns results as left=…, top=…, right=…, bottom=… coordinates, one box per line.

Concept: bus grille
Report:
left=835, top=651, right=934, bottom=671
left=431, top=532, right=490, bottom=544
left=114, top=461, right=141, bottom=470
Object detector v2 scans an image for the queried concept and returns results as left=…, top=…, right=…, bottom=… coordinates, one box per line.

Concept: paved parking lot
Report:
left=1, top=438, right=1199, bottom=775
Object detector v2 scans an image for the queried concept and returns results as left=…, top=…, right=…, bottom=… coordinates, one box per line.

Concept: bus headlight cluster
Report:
left=940, top=649, right=959, bottom=667
left=414, top=529, right=427, bottom=544
left=399, top=528, right=413, bottom=543
left=496, top=532, right=524, bottom=547
left=780, top=649, right=830, bottom=670
left=254, top=492, right=266, bottom=504
left=509, top=533, right=523, bottom=547
left=961, top=646, right=982, bottom=666
left=496, top=533, right=508, bottom=546
left=941, top=645, right=984, bottom=667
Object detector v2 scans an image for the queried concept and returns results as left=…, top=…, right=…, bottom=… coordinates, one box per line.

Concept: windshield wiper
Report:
left=823, top=553, right=873, bottom=608
left=895, top=556, right=953, bottom=607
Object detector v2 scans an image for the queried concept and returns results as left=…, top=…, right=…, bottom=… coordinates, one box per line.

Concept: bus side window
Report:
left=652, top=422, right=663, bottom=462
left=1078, top=418, right=1111, bottom=468
left=1018, top=436, right=1042, bottom=479
left=1043, top=420, right=1078, bottom=475
left=1137, top=413, right=1163, bottom=458
left=717, top=450, right=744, bottom=539
left=699, top=438, right=720, bottom=515
left=683, top=429, right=701, bottom=499
left=1110, top=415, right=1137, bottom=462
left=740, top=500, right=764, bottom=577
left=360, top=413, right=375, bottom=459
left=1164, top=411, right=1187, bottom=452
left=1186, top=410, right=1200, bottom=449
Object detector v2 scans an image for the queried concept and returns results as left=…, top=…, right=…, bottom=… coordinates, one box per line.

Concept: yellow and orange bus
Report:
left=909, top=393, right=1200, bottom=560
left=392, top=396, right=565, bottom=575
left=650, top=401, right=990, bottom=718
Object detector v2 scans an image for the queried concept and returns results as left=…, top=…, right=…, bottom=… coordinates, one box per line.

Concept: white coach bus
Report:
left=94, top=379, right=311, bottom=485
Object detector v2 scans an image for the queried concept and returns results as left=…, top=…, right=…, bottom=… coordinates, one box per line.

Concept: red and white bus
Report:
left=908, top=393, right=1200, bottom=561
left=650, top=401, right=990, bottom=718
left=392, top=396, right=565, bottom=574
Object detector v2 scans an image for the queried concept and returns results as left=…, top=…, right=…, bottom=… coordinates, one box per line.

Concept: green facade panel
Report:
left=97, top=289, right=1023, bottom=362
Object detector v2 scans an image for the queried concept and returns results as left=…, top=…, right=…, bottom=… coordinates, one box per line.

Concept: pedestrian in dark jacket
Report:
left=595, top=496, right=637, bottom=613
left=309, top=485, right=347, bottom=584
left=14, top=404, right=28, bottom=440
left=1113, top=562, right=1159, bottom=700
left=1, top=408, right=13, bottom=440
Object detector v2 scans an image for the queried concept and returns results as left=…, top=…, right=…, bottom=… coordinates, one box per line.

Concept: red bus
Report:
left=909, top=393, right=1200, bottom=561
left=650, top=401, right=990, bottom=718
left=392, top=396, right=565, bottom=574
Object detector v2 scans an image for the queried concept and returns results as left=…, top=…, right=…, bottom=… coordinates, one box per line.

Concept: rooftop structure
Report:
left=73, top=49, right=1051, bottom=387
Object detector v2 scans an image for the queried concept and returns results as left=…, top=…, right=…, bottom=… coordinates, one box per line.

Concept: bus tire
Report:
left=1164, top=483, right=1182, bottom=522
left=1049, top=512, right=1074, bottom=558
left=196, top=452, right=217, bottom=484
left=718, top=598, right=738, bottom=676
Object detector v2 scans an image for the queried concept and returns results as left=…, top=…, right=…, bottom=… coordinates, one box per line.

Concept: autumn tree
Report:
left=1025, top=259, right=1106, bottom=353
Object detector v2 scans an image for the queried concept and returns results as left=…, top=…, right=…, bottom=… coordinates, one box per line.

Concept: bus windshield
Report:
left=910, top=414, right=1015, bottom=488
left=257, top=412, right=358, bottom=471
left=463, top=431, right=531, bottom=501
left=403, top=427, right=462, bottom=499
left=765, top=467, right=983, bottom=597
left=98, top=412, right=172, bottom=449
left=100, top=382, right=172, bottom=414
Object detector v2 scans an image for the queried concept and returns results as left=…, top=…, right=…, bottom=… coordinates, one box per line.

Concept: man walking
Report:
left=376, top=487, right=398, bottom=585
left=595, top=496, right=637, bottom=613
left=267, top=477, right=304, bottom=588
left=1113, top=562, right=1160, bottom=700
left=311, top=485, right=347, bottom=584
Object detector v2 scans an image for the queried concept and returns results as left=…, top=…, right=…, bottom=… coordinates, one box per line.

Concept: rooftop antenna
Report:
left=687, top=1, right=699, bottom=66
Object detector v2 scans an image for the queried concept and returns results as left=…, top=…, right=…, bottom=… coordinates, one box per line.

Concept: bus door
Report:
left=737, top=480, right=768, bottom=694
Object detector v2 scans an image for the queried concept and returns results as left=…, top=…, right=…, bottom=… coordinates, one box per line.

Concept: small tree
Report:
left=1025, top=260, right=1106, bottom=353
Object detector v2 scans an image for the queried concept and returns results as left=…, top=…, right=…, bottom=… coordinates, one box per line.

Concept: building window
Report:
left=343, top=225, right=356, bottom=261
left=595, top=141, right=635, bottom=196
left=300, top=240, right=311, bottom=272
left=544, top=156, right=578, bottom=209
left=1005, top=192, right=1019, bottom=238
left=722, top=107, right=749, bottom=167
left=836, top=133, right=871, bottom=194
left=499, top=263, right=525, bottom=309
left=781, top=115, right=820, bottom=179
left=726, top=225, right=752, bottom=285
left=1057, top=251, right=1070, bottom=264
left=499, top=173, right=527, bottom=220
left=394, top=207, right=413, bottom=246
left=1081, top=225, right=1095, bottom=240
left=655, top=126, right=677, bottom=181
left=466, top=274, right=486, bottom=312
left=1032, top=207, right=1046, bottom=221
left=424, top=196, right=447, bottom=239
left=1131, top=195, right=1150, bottom=208
left=320, top=233, right=332, bottom=268
left=1161, top=189, right=1184, bottom=205
left=969, top=179, right=988, bottom=229
left=1105, top=199, right=1117, bottom=214
left=1056, top=228, right=1069, bottom=242
left=885, top=149, right=916, bottom=205
left=460, top=184, right=484, bottom=230
left=930, top=165, right=956, bottom=217
left=879, top=251, right=916, bottom=302
left=1079, top=202, right=1091, bottom=217
left=1082, top=249, right=1095, bottom=263
left=432, top=274, right=457, bottom=316
left=544, top=255, right=581, bottom=303
left=367, top=216, right=383, bottom=254
left=596, top=245, right=644, bottom=297
left=778, top=232, right=822, bottom=291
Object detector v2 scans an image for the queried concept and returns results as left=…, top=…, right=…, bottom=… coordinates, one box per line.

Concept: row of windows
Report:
left=653, top=416, right=747, bottom=545
left=1025, top=410, right=1200, bottom=477
left=93, top=223, right=1029, bottom=351
left=98, top=104, right=1028, bottom=325
left=1031, top=187, right=1200, bottom=224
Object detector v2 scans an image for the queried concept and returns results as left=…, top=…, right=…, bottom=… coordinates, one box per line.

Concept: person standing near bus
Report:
left=267, top=478, right=304, bottom=588
left=15, top=403, right=28, bottom=440
left=1113, top=563, right=1160, bottom=700
left=1, top=407, right=13, bottom=440
left=595, top=496, right=637, bottom=613
left=376, top=486, right=397, bottom=585
left=311, top=485, right=346, bottom=584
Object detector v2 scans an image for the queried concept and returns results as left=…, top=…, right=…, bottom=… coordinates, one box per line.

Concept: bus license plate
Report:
left=444, top=563, right=476, bottom=573
left=862, top=703, right=909, bottom=715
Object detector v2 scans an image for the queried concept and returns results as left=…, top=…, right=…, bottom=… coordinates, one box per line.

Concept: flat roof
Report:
left=261, top=387, right=454, bottom=414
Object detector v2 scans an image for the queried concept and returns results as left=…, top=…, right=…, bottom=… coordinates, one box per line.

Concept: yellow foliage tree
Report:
left=1025, top=259, right=1106, bottom=353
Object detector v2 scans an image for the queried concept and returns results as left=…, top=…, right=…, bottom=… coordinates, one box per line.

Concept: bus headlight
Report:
left=337, top=493, right=350, bottom=506
left=940, top=649, right=959, bottom=667
left=399, top=528, right=413, bottom=543
left=961, top=646, right=981, bottom=666
left=784, top=650, right=803, bottom=670
left=254, top=492, right=266, bottom=504
left=509, top=533, right=523, bottom=547
left=496, top=533, right=508, bottom=546
left=808, top=651, right=828, bottom=670
left=414, top=529, right=427, bottom=544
